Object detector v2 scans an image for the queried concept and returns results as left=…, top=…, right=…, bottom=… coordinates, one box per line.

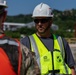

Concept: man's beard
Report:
left=37, top=24, right=51, bottom=34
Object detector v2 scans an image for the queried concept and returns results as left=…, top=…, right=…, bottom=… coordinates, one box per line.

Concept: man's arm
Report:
left=20, top=43, right=40, bottom=75
left=62, top=38, right=76, bottom=75
left=71, top=67, right=76, bottom=75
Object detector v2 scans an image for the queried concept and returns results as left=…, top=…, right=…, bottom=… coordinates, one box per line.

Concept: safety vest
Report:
left=0, top=34, right=22, bottom=75
left=29, top=33, right=71, bottom=75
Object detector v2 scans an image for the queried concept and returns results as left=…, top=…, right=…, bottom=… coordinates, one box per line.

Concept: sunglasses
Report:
left=34, top=18, right=50, bottom=24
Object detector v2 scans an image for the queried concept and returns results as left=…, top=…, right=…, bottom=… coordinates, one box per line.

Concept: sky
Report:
left=6, top=0, right=76, bottom=16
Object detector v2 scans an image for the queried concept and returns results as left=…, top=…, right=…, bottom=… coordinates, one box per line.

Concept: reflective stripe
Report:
left=57, top=36, right=68, bottom=74
left=64, top=63, right=69, bottom=74
left=29, top=36, right=41, bottom=69
left=57, top=36, right=65, bottom=60
left=0, top=39, right=19, bottom=46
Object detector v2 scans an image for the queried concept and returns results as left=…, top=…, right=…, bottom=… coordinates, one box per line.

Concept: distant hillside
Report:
left=6, top=14, right=33, bottom=23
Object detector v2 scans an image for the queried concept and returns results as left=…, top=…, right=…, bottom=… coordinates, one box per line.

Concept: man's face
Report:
left=0, top=12, right=3, bottom=28
left=0, top=7, right=6, bottom=29
left=34, top=17, right=52, bottom=34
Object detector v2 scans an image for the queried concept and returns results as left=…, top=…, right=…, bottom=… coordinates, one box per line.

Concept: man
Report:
left=0, top=0, right=40, bottom=75
left=21, top=3, right=76, bottom=75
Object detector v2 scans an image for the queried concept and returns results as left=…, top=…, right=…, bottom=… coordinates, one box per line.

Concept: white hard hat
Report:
left=32, top=3, right=53, bottom=18
left=0, top=0, right=7, bottom=8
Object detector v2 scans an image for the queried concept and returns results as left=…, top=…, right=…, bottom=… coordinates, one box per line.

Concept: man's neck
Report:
left=36, top=32, right=51, bottom=38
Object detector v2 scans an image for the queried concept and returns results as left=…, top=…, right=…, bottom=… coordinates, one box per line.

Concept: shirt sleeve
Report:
left=62, top=38, right=75, bottom=68
left=20, top=36, right=31, bottom=49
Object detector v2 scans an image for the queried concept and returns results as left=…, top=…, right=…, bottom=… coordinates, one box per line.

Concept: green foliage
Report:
left=5, top=27, right=36, bottom=39
left=53, top=30, right=74, bottom=38
left=6, top=14, right=33, bottom=23
left=5, top=31, right=20, bottom=39
left=17, top=27, right=36, bottom=35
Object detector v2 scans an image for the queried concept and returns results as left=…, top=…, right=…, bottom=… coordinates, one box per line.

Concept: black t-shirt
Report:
left=21, top=34, right=75, bottom=68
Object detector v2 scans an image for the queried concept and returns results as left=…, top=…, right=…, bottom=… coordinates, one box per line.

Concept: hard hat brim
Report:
left=0, top=4, right=8, bottom=8
left=32, top=15, right=54, bottom=18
